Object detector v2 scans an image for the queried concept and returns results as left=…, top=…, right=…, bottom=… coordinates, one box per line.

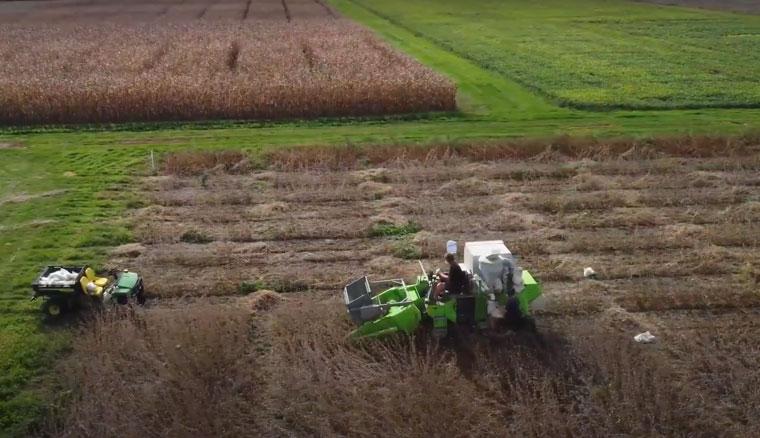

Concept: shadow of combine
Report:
left=406, top=321, right=578, bottom=384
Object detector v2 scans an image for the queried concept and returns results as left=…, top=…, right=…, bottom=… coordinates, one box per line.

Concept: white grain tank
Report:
left=463, top=240, right=523, bottom=294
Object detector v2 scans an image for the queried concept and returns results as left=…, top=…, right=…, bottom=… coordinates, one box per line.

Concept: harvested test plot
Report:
left=55, top=138, right=760, bottom=436
left=124, top=140, right=760, bottom=304
left=0, top=0, right=455, bottom=125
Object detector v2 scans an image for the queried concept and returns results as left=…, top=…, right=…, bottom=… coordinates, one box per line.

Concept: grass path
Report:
left=0, top=144, right=143, bottom=435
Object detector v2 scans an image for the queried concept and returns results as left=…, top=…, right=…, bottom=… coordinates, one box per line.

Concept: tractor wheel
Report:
left=42, top=299, right=67, bottom=319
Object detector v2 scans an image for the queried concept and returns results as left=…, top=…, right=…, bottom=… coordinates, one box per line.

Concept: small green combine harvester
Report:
left=344, top=241, right=541, bottom=338
left=31, top=265, right=145, bottom=318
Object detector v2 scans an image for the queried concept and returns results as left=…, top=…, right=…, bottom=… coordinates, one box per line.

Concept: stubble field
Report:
left=47, top=138, right=760, bottom=436
left=0, top=0, right=455, bottom=125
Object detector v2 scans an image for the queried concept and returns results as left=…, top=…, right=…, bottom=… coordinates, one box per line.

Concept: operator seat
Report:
left=80, top=276, right=103, bottom=297
left=85, top=267, right=109, bottom=287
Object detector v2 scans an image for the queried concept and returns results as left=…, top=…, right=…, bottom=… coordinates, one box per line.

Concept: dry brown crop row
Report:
left=0, top=3, right=455, bottom=125
left=0, top=0, right=333, bottom=23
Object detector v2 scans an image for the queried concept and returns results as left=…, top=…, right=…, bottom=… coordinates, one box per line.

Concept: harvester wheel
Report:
left=136, top=283, right=146, bottom=305
left=524, top=317, right=537, bottom=333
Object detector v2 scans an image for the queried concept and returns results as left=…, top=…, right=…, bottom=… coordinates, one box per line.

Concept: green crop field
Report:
left=2, top=0, right=760, bottom=435
left=346, top=0, right=760, bottom=110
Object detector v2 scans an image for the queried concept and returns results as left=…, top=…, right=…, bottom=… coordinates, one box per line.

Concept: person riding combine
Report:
left=434, top=253, right=468, bottom=299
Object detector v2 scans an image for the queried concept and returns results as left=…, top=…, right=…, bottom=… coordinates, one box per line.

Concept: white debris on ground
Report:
left=583, top=267, right=597, bottom=279
left=634, top=331, right=656, bottom=343
left=39, top=268, right=78, bottom=286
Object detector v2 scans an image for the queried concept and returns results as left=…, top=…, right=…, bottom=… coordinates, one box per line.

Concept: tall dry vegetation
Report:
left=162, top=150, right=250, bottom=176
left=45, top=304, right=259, bottom=437
left=0, top=0, right=455, bottom=125
left=45, top=297, right=758, bottom=437
left=263, top=133, right=760, bottom=170
left=261, top=299, right=734, bottom=437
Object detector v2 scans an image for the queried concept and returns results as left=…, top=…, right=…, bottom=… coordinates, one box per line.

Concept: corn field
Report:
left=0, top=0, right=456, bottom=125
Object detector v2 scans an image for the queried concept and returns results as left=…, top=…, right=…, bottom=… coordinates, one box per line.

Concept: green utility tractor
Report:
left=344, top=241, right=542, bottom=339
left=31, top=265, right=146, bottom=318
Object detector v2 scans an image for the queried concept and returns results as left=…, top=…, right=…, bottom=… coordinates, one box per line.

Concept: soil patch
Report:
left=0, top=141, right=25, bottom=149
